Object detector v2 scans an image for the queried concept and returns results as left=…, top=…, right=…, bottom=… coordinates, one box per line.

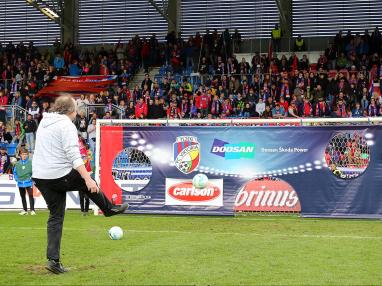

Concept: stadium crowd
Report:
left=0, top=28, right=382, bottom=156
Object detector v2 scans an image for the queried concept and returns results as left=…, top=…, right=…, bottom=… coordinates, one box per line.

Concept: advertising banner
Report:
left=100, top=126, right=382, bottom=218
left=0, top=176, right=89, bottom=209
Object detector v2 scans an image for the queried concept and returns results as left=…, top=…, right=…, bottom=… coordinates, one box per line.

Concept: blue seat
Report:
left=7, top=143, right=18, bottom=156
left=0, top=142, right=7, bottom=150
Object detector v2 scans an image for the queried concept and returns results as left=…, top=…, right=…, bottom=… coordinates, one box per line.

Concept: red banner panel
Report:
left=100, top=126, right=124, bottom=204
left=36, top=75, right=117, bottom=98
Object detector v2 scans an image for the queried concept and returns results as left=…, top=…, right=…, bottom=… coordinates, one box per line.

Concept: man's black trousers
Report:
left=33, top=169, right=115, bottom=261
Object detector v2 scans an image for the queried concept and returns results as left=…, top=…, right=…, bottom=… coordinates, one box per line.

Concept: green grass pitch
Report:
left=0, top=211, right=381, bottom=285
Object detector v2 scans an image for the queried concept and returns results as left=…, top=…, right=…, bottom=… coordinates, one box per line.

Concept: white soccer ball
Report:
left=108, top=226, right=124, bottom=240
left=192, top=173, right=209, bottom=189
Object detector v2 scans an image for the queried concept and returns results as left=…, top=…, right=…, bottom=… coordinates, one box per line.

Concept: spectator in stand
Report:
left=69, top=60, right=81, bottom=76
left=315, top=97, right=330, bottom=117
left=11, top=91, right=23, bottom=107
left=287, top=102, right=299, bottom=118
left=135, top=98, right=148, bottom=119
left=271, top=24, right=282, bottom=52
left=78, top=111, right=88, bottom=139
left=0, top=91, right=8, bottom=123
left=53, top=53, right=65, bottom=74
left=125, top=101, right=136, bottom=119
left=76, top=94, right=89, bottom=115
left=87, top=118, right=96, bottom=155
left=352, top=102, right=363, bottom=117
left=262, top=105, right=273, bottom=118
left=167, top=101, right=180, bottom=119
left=232, top=29, right=242, bottom=53
left=302, top=97, right=313, bottom=117
left=12, top=118, right=24, bottom=156
left=368, top=98, right=379, bottom=117
left=103, top=111, right=112, bottom=119
left=0, top=147, right=10, bottom=174
left=272, top=104, right=285, bottom=118
left=28, top=101, right=40, bottom=122
left=23, top=114, right=37, bottom=154
left=255, top=98, right=265, bottom=116
left=294, top=35, right=306, bottom=52
left=14, top=148, right=34, bottom=215
left=141, top=74, right=153, bottom=91
left=199, top=89, right=211, bottom=118
left=39, top=102, right=50, bottom=120
left=299, top=55, right=310, bottom=70
left=0, top=121, right=5, bottom=143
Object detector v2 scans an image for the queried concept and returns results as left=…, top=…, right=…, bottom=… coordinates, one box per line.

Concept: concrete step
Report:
left=128, top=67, right=161, bottom=90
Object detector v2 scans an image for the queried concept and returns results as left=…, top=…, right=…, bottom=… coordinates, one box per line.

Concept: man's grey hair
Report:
left=50, top=95, right=76, bottom=115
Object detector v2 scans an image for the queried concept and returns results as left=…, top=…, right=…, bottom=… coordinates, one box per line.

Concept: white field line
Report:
left=1, top=212, right=380, bottom=222
left=0, top=226, right=381, bottom=240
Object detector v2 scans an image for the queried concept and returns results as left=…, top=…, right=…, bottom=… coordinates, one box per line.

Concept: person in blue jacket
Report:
left=13, top=148, right=35, bottom=215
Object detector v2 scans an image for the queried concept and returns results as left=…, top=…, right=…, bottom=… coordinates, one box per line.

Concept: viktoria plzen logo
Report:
left=173, top=136, right=200, bottom=174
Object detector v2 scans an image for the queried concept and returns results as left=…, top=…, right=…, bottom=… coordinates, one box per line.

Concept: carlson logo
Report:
left=210, top=139, right=255, bottom=159
left=173, top=136, right=200, bottom=174
left=168, top=182, right=221, bottom=202
left=234, top=179, right=301, bottom=212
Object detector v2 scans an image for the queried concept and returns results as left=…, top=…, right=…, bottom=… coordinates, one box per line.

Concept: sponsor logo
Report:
left=0, top=190, right=88, bottom=208
left=166, top=178, right=223, bottom=206
left=122, top=194, right=152, bottom=202
left=173, top=136, right=200, bottom=174
left=168, top=182, right=221, bottom=202
left=261, top=147, right=308, bottom=153
left=210, top=139, right=255, bottom=159
left=234, top=179, right=301, bottom=212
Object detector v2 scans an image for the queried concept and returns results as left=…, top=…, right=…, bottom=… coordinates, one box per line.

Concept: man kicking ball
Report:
left=32, top=95, right=128, bottom=274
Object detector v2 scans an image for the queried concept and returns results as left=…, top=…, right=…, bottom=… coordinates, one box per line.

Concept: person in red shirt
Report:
left=0, top=91, right=8, bottom=123
left=135, top=98, right=148, bottom=119
left=278, top=96, right=289, bottom=111
left=124, top=87, right=132, bottom=102
left=194, top=91, right=202, bottom=110
left=200, top=90, right=211, bottom=118
left=302, top=98, right=313, bottom=117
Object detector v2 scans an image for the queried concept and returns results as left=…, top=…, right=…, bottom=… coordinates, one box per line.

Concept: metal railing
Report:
left=237, top=37, right=331, bottom=54
left=96, top=117, right=382, bottom=127
left=1, top=105, right=28, bottom=123
left=83, top=104, right=125, bottom=119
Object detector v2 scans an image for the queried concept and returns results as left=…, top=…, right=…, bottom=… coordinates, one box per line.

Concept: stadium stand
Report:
left=0, top=27, right=382, bottom=157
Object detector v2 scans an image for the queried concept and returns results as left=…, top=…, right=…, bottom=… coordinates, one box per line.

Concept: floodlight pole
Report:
left=275, top=0, right=292, bottom=38
left=148, top=0, right=180, bottom=34
left=25, top=0, right=78, bottom=44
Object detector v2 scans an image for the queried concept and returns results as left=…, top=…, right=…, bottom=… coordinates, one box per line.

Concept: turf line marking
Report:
left=1, top=226, right=380, bottom=240
left=125, top=229, right=382, bottom=240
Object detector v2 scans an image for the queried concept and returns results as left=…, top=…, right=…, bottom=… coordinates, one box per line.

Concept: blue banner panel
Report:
left=105, top=125, right=382, bottom=218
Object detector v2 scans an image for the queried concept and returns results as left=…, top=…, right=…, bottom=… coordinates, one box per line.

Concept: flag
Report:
left=36, top=75, right=117, bottom=98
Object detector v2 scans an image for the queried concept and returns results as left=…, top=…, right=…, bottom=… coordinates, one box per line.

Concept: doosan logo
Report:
left=165, top=178, right=224, bottom=206
left=168, top=182, right=221, bottom=202
left=210, top=139, right=255, bottom=159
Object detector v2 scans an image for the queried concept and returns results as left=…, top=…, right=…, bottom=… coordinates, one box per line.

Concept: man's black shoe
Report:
left=104, top=203, right=129, bottom=217
left=46, top=260, right=69, bottom=274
